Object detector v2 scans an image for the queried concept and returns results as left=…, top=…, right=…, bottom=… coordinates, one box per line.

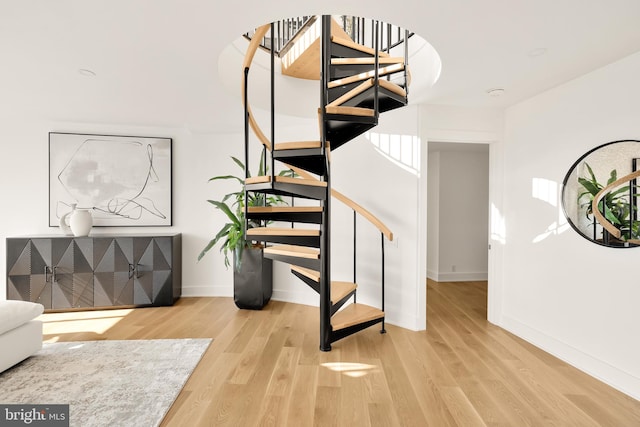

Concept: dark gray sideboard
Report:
left=6, top=234, right=181, bottom=311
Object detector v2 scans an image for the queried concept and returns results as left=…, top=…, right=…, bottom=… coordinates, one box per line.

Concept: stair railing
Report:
left=292, top=161, right=393, bottom=327
left=374, top=19, right=379, bottom=120
left=333, top=188, right=392, bottom=332
left=338, top=15, right=414, bottom=54
left=244, top=16, right=315, bottom=57
left=245, top=15, right=413, bottom=59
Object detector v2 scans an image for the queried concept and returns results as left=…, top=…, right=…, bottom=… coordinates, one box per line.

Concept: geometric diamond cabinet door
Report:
left=93, top=237, right=135, bottom=307
left=72, top=237, right=94, bottom=308
left=133, top=237, right=173, bottom=306
left=133, top=237, right=154, bottom=305
left=6, top=238, right=37, bottom=305
left=51, top=238, right=74, bottom=310
left=6, top=238, right=62, bottom=310
left=152, top=237, right=174, bottom=306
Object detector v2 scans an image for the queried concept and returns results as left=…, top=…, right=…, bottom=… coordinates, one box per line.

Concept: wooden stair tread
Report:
left=281, top=18, right=364, bottom=80
left=248, top=206, right=322, bottom=213
left=291, top=265, right=320, bottom=281
left=263, top=244, right=320, bottom=259
left=331, top=281, right=357, bottom=304
left=328, top=63, right=405, bottom=88
left=323, top=105, right=375, bottom=117
left=331, top=35, right=390, bottom=58
left=247, top=227, right=320, bottom=237
left=332, top=304, right=384, bottom=331
left=275, top=141, right=331, bottom=167
left=331, top=57, right=404, bottom=65
left=245, top=175, right=328, bottom=187
left=275, top=141, right=322, bottom=150
left=327, top=78, right=406, bottom=108
left=327, top=79, right=374, bottom=107
left=290, top=266, right=356, bottom=304
left=379, top=79, right=407, bottom=97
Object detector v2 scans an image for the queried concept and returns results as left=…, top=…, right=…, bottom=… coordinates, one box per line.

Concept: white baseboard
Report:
left=181, top=285, right=232, bottom=297
left=501, top=315, right=640, bottom=401
left=182, top=286, right=419, bottom=332
left=385, top=310, right=421, bottom=331
left=271, top=289, right=318, bottom=307
left=429, top=271, right=488, bottom=282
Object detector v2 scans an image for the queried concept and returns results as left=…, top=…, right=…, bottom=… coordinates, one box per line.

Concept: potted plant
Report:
left=198, top=154, right=292, bottom=309
left=577, top=162, right=640, bottom=244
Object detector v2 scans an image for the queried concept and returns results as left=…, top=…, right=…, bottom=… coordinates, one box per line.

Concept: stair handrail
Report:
left=288, top=165, right=393, bottom=241
left=242, top=23, right=272, bottom=151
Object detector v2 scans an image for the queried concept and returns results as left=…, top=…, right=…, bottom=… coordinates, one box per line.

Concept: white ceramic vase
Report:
left=60, top=204, right=93, bottom=237
left=69, top=208, right=93, bottom=236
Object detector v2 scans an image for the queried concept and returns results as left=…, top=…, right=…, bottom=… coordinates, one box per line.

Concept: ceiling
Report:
left=2, top=0, right=640, bottom=133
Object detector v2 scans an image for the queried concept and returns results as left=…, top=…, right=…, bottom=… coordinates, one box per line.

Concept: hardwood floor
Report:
left=41, top=280, right=640, bottom=426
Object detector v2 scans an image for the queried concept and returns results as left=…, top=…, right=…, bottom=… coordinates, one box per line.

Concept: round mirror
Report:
left=562, top=140, right=640, bottom=248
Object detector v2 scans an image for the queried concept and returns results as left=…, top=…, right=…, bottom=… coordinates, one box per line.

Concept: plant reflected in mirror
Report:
left=562, top=140, right=640, bottom=248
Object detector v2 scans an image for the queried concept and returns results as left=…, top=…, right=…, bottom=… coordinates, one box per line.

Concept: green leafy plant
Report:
left=577, top=162, right=640, bottom=241
left=198, top=153, right=293, bottom=270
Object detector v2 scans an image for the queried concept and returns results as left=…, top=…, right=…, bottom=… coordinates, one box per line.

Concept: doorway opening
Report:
left=426, top=141, right=490, bottom=319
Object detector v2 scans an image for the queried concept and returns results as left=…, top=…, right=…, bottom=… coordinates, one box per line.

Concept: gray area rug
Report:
left=0, top=339, right=212, bottom=427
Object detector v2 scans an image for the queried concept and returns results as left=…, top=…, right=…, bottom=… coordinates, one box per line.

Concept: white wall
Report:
left=0, top=95, right=426, bottom=330
left=332, top=105, right=424, bottom=330
left=0, top=116, right=244, bottom=301
left=428, top=147, right=489, bottom=281
left=501, top=50, right=640, bottom=399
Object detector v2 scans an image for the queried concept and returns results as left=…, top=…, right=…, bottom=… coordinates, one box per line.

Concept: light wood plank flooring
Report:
left=40, top=280, right=640, bottom=426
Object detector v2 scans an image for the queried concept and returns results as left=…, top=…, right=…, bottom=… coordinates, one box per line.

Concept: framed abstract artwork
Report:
left=49, top=132, right=173, bottom=227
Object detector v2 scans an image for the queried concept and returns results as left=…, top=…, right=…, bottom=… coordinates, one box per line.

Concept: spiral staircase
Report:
left=241, top=15, right=410, bottom=351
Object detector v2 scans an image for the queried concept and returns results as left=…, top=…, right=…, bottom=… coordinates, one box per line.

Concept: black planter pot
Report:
left=233, top=246, right=273, bottom=310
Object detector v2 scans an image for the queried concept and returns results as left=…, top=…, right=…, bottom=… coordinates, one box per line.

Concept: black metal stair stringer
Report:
left=291, top=268, right=320, bottom=293
left=330, top=85, right=407, bottom=114
left=247, top=209, right=323, bottom=224
left=290, top=269, right=356, bottom=316
left=324, top=114, right=377, bottom=151
left=273, top=148, right=326, bottom=176
left=245, top=181, right=327, bottom=200
left=247, top=233, right=320, bottom=248
left=330, top=291, right=356, bottom=316
left=330, top=317, right=385, bottom=344
left=263, top=251, right=320, bottom=271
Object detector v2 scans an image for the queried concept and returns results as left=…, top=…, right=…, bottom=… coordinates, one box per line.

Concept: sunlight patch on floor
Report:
left=39, top=309, right=133, bottom=342
left=321, top=362, right=379, bottom=378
